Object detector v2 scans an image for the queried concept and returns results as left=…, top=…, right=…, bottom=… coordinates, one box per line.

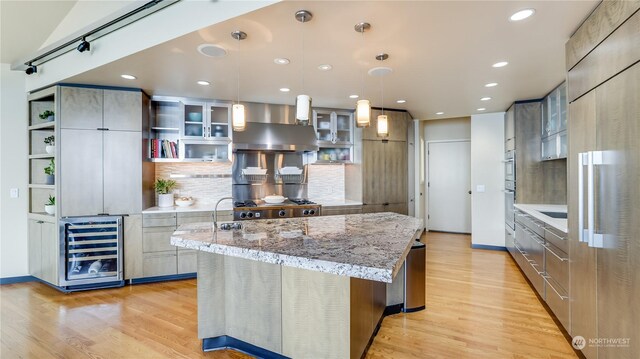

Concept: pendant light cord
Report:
left=360, top=30, right=364, bottom=100
left=381, top=72, right=384, bottom=115
left=236, top=38, right=240, bottom=105
left=301, top=18, right=305, bottom=93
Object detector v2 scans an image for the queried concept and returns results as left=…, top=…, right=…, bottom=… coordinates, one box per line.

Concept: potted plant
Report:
left=154, top=178, right=177, bottom=207
left=44, top=159, right=55, bottom=185
left=39, top=110, right=55, bottom=122
left=44, top=195, right=55, bottom=215
left=44, top=135, right=55, bottom=154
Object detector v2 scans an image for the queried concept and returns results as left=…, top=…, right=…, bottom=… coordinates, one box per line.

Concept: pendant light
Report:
left=295, top=10, right=312, bottom=125
left=231, top=30, right=247, bottom=132
left=375, top=53, right=390, bottom=138
left=354, top=22, right=371, bottom=128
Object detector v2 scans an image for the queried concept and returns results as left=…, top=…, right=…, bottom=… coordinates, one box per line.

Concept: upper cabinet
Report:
left=149, top=97, right=232, bottom=162
left=364, top=109, right=409, bottom=142
left=541, top=82, right=568, bottom=160
left=312, top=109, right=354, bottom=163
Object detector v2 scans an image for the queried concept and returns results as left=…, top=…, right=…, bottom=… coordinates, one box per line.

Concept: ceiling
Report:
left=0, top=0, right=77, bottom=63
left=63, top=1, right=598, bottom=120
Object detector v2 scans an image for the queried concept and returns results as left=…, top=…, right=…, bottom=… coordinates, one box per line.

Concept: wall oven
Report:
left=505, top=182, right=515, bottom=230
left=504, top=150, right=515, bottom=182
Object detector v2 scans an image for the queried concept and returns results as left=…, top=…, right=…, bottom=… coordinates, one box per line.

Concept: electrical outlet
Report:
left=9, top=188, right=19, bottom=198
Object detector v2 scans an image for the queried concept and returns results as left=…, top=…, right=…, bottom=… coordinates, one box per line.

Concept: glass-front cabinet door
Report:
left=207, top=102, right=231, bottom=140
left=312, top=109, right=354, bottom=164
left=183, top=102, right=206, bottom=139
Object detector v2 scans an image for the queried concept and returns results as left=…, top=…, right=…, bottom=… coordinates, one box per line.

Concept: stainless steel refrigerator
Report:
left=568, top=62, right=639, bottom=359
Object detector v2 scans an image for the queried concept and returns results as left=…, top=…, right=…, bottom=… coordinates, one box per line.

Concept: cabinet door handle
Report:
left=578, top=152, right=586, bottom=242
left=589, top=151, right=604, bottom=248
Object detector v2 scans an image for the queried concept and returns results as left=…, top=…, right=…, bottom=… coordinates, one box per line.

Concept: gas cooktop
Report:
left=233, top=199, right=321, bottom=220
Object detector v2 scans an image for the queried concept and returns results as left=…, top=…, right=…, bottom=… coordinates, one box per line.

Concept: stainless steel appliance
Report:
left=233, top=199, right=321, bottom=221
left=504, top=150, right=516, bottom=230
left=231, top=116, right=321, bottom=220
left=59, top=216, right=124, bottom=291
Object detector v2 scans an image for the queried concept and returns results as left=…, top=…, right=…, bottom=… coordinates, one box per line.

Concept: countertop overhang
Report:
left=171, top=212, right=424, bottom=283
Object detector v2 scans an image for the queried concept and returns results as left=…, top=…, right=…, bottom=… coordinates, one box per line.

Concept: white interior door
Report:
left=427, top=141, right=471, bottom=233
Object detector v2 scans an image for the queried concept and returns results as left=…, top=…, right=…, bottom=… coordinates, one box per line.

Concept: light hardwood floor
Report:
left=1, top=232, right=577, bottom=358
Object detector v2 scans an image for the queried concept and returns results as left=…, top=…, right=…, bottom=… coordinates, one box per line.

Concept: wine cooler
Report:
left=59, top=216, right=124, bottom=291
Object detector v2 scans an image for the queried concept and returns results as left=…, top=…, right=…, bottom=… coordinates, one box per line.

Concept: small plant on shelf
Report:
left=154, top=178, right=177, bottom=208
left=44, top=135, right=55, bottom=154
left=44, top=159, right=55, bottom=185
left=45, top=195, right=55, bottom=215
left=39, top=110, right=55, bottom=122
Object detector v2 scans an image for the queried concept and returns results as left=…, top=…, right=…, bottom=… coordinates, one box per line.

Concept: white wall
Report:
left=422, top=117, right=471, bottom=230
left=1, top=63, right=29, bottom=278
left=470, top=112, right=505, bottom=247
left=25, top=1, right=277, bottom=92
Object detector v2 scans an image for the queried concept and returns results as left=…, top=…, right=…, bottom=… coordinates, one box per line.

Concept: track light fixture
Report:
left=77, top=38, right=90, bottom=53
left=25, top=63, right=37, bottom=75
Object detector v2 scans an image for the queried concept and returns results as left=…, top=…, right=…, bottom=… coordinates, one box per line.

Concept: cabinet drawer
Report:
left=544, top=226, right=568, bottom=253
left=143, top=251, right=177, bottom=277
left=177, top=214, right=213, bottom=225
left=143, top=213, right=176, bottom=227
left=544, top=275, right=569, bottom=331
left=178, top=250, right=197, bottom=274
left=143, top=226, right=177, bottom=253
left=544, top=242, right=569, bottom=292
left=514, top=237, right=545, bottom=299
left=322, top=206, right=363, bottom=216
left=516, top=212, right=545, bottom=238
left=526, top=230, right=545, bottom=269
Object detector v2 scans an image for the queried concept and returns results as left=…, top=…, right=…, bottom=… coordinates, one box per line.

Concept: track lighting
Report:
left=25, top=63, right=37, bottom=75
left=77, top=38, right=90, bottom=53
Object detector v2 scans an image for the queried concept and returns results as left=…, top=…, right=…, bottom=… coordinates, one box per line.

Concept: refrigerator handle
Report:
left=587, top=151, right=595, bottom=247
left=578, top=152, right=586, bottom=243
left=590, top=151, right=604, bottom=248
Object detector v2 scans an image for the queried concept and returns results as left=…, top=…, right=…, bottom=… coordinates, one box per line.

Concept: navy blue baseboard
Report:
left=0, top=275, right=36, bottom=285
left=471, top=244, right=507, bottom=251
left=129, top=272, right=196, bottom=285
left=203, top=336, right=290, bottom=358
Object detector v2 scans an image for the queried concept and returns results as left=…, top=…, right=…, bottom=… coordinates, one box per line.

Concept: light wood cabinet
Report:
left=362, top=126, right=408, bottom=215
left=321, top=206, right=363, bottom=216
left=143, top=252, right=177, bottom=277
left=177, top=249, right=198, bottom=274
left=124, top=215, right=143, bottom=280
left=60, top=87, right=102, bottom=129
left=58, top=87, right=146, bottom=217
left=28, top=219, right=58, bottom=285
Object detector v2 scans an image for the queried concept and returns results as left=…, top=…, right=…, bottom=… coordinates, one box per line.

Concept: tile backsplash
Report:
left=154, top=162, right=348, bottom=205
left=155, top=163, right=232, bottom=205
left=307, top=164, right=346, bottom=202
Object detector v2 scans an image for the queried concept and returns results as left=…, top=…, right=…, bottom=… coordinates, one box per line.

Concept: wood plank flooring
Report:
left=1, top=232, right=577, bottom=358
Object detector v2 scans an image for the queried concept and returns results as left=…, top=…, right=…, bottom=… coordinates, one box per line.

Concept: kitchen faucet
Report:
left=212, top=196, right=233, bottom=231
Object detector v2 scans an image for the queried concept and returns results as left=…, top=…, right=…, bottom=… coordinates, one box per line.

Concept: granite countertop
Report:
left=171, top=212, right=424, bottom=283
left=514, top=204, right=567, bottom=232
left=143, top=203, right=233, bottom=213
left=143, top=199, right=362, bottom=213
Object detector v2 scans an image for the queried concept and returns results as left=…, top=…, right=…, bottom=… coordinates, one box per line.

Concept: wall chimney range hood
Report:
left=231, top=102, right=318, bottom=152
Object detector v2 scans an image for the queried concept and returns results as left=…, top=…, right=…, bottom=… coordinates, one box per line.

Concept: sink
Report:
left=540, top=211, right=567, bottom=219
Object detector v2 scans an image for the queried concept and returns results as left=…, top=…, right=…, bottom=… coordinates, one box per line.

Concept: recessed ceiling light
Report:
left=481, top=97, right=492, bottom=101
left=121, top=74, right=136, bottom=80
left=349, top=94, right=359, bottom=99
left=197, top=80, right=210, bottom=86
left=510, top=9, right=535, bottom=21
left=274, top=58, right=290, bottom=65
left=197, top=44, right=227, bottom=58
left=318, top=64, right=332, bottom=71
left=396, top=100, right=406, bottom=104
left=279, top=88, right=290, bottom=92
left=492, top=61, right=508, bottom=68
left=485, top=82, right=498, bottom=87
left=477, top=108, right=486, bottom=111
left=436, top=112, right=444, bottom=115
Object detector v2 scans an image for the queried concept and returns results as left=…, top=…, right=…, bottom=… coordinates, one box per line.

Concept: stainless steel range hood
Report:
left=232, top=102, right=318, bottom=152
left=233, top=122, right=318, bottom=152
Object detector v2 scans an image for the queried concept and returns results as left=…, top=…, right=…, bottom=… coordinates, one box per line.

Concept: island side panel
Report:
left=224, top=255, right=282, bottom=353
left=281, top=266, right=350, bottom=359
left=197, top=252, right=283, bottom=354
left=197, top=252, right=226, bottom=339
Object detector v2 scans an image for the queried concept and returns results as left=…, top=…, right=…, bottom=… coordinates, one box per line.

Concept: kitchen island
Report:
left=171, top=212, right=424, bottom=359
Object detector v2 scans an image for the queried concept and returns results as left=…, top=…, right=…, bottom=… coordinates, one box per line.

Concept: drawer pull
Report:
left=528, top=260, right=544, bottom=275
left=543, top=243, right=568, bottom=262
left=542, top=275, right=568, bottom=300
left=513, top=242, right=534, bottom=263
left=543, top=226, right=566, bottom=240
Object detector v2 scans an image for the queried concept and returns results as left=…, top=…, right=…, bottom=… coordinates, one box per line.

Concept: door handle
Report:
left=468, top=190, right=472, bottom=194
left=578, top=152, right=586, bottom=242
left=589, top=151, right=604, bottom=248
